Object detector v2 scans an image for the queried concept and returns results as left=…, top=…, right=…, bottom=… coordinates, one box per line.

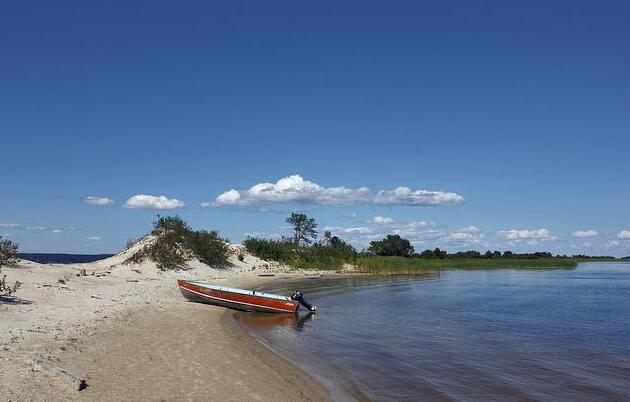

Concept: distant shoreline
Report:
left=18, top=253, right=115, bottom=264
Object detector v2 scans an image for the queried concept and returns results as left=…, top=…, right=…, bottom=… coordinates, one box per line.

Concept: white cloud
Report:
left=324, top=226, right=374, bottom=236
left=605, top=240, right=619, bottom=248
left=26, top=226, right=47, bottom=231
left=374, top=187, right=465, bottom=206
left=124, top=195, right=185, bottom=210
left=243, top=231, right=283, bottom=240
left=448, top=226, right=485, bottom=242
left=209, top=175, right=464, bottom=207
left=52, top=229, right=64, bottom=234
left=85, top=196, right=114, bottom=206
left=0, top=223, right=20, bottom=228
left=86, top=236, right=101, bottom=241
left=617, top=230, right=630, bottom=239
left=498, top=228, right=552, bottom=240
left=210, top=175, right=370, bottom=207
left=373, top=216, right=394, bottom=225
left=572, top=230, right=598, bottom=238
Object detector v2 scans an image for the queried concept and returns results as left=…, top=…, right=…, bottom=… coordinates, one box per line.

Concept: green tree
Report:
left=0, top=236, right=21, bottom=296
left=322, top=231, right=356, bottom=253
left=286, top=213, right=318, bottom=245
left=368, top=235, right=414, bottom=257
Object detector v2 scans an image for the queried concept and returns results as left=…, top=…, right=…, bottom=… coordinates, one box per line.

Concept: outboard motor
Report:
left=291, top=291, right=317, bottom=312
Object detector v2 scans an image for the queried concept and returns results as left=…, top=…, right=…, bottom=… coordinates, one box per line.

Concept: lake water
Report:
left=235, top=263, right=630, bottom=401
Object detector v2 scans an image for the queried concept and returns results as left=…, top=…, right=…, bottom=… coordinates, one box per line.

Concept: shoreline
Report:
left=0, top=249, right=333, bottom=401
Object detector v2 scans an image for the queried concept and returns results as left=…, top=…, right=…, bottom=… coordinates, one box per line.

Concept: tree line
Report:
left=245, top=213, right=609, bottom=264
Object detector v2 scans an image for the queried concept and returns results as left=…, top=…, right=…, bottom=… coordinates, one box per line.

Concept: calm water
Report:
left=235, top=263, right=630, bottom=401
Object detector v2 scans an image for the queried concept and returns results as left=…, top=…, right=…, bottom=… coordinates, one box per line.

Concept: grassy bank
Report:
left=242, top=235, right=618, bottom=274
left=355, top=256, right=578, bottom=274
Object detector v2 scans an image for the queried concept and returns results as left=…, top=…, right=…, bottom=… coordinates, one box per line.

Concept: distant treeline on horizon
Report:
left=19, top=253, right=115, bottom=264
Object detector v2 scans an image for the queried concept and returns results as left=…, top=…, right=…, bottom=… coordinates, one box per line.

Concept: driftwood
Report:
left=34, top=357, right=86, bottom=391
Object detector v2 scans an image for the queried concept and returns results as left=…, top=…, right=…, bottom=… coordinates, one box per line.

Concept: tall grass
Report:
left=355, top=256, right=577, bottom=274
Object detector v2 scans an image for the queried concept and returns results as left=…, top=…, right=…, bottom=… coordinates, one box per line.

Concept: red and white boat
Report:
left=177, top=280, right=316, bottom=313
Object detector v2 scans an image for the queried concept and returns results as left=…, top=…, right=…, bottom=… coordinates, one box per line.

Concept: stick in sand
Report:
left=33, top=357, right=87, bottom=391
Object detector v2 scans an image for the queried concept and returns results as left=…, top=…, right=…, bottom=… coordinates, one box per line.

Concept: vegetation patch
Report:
left=242, top=214, right=611, bottom=273
left=355, top=256, right=578, bottom=274
left=126, top=216, right=230, bottom=270
left=0, top=235, right=22, bottom=296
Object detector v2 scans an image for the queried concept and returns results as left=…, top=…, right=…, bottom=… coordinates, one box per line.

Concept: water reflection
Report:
left=235, top=311, right=316, bottom=331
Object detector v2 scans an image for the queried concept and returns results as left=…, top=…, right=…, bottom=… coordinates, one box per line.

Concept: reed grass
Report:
left=354, top=256, right=578, bottom=274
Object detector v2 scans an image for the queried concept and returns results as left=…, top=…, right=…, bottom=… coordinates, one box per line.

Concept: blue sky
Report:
left=1, top=1, right=629, bottom=255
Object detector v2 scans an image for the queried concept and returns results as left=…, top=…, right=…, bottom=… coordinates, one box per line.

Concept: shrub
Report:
left=150, top=231, right=188, bottom=270
left=243, top=236, right=357, bottom=270
left=0, top=236, right=21, bottom=296
left=187, top=230, right=230, bottom=267
left=368, top=235, right=414, bottom=257
left=0, top=236, right=19, bottom=267
left=237, top=252, right=245, bottom=262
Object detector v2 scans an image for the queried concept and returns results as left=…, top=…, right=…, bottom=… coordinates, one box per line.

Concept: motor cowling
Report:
left=291, top=291, right=317, bottom=312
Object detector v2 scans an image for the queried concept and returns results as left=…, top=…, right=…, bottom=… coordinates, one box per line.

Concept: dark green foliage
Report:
left=187, top=230, right=230, bottom=267
left=150, top=231, right=188, bottom=270
left=451, top=250, right=482, bottom=258
left=286, top=213, right=318, bottom=245
left=127, top=216, right=230, bottom=270
left=242, top=238, right=293, bottom=262
left=368, top=235, right=414, bottom=257
left=0, top=236, right=21, bottom=296
left=418, top=247, right=447, bottom=259
left=243, top=235, right=357, bottom=270
left=152, top=216, right=190, bottom=237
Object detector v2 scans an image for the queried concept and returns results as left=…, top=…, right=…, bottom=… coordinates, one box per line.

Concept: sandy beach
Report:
left=0, top=239, right=330, bottom=401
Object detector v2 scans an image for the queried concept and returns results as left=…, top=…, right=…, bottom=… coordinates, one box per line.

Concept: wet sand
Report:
left=49, top=302, right=329, bottom=401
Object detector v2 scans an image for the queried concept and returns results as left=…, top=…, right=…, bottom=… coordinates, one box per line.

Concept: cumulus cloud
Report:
left=243, top=231, right=283, bottom=240
left=209, top=175, right=370, bottom=207
left=498, top=228, right=552, bottom=240
left=52, top=229, right=64, bottom=234
left=324, top=226, right=374, bottom=236
left=617, top=230, right=630, bottom=239
left=0, top=223, right=20, bottom=228
left=374, top=187, right=465, bottom=206
left=86, top=236, right=101, bottom=241
left=448, top=226, right=485, bottom=242
left=85, top=196, right=114, bottom=206
left=26, top=226, right=47, bottom=231
left=124, top=195, right=185, bottom=210
left=373, top=216, right=394, bottom=225
left=605, top=240, right=619, bottom=248
left=208, top=175, right=464, bottom=207
left=572, top=230, right=598, bottom=238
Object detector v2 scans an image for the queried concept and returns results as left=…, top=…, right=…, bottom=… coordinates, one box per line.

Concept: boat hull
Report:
left=177, top=280, right=299, bottom=313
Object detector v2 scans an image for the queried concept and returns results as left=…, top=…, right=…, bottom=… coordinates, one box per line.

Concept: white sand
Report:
left=0, top=240, right=331, bottom=401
